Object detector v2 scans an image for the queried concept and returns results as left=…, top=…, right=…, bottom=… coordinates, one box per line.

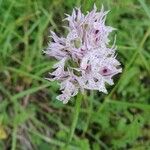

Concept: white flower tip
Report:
left=56, top=95, right=69, bottom=104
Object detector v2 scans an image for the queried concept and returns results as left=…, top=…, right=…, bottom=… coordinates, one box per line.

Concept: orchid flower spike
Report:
left=45, top=5, right=122, bottom=104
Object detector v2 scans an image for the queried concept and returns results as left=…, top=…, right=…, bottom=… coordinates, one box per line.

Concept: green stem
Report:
left=67, top=94, right=82, bottom=145
left=83, top=91, right=93, bottom=134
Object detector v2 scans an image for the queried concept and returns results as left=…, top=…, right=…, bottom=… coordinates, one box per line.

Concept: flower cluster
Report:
left=45, top=5, right=122, bottom=104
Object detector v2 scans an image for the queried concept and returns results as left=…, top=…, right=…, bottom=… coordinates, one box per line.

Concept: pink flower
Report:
left=45, top=5, right=122, bottom=103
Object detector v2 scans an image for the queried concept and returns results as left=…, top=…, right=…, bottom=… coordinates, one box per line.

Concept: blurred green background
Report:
left=0, top=0, right=150, bottom=149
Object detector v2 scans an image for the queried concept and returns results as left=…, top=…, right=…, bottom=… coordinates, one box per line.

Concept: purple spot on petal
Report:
left=85, top=65, right=91, bottom=74
left=100, top=67, right=112, bottom=76
left=103, top=68, right=108, bottom=74
left=95, top=30, right=99, bottom=34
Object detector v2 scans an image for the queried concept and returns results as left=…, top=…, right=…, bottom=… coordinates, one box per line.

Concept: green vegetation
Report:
left=0, top=0, right=150, bottom=149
